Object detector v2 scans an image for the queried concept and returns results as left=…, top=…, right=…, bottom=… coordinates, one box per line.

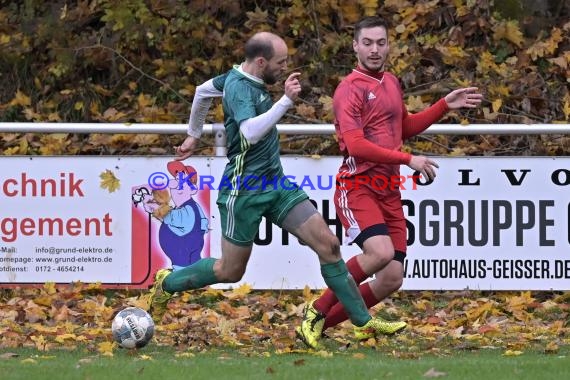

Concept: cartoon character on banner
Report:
left=132, top=161, right=209, bottom=271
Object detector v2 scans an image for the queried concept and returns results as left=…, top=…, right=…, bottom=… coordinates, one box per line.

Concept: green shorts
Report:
left=217, top=182, right=309, bottom=246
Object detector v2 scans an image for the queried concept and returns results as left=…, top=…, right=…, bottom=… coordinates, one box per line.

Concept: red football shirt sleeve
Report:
left=402, top=98, right=449, bottom=140
left=343, top=129, right=412, bottom=164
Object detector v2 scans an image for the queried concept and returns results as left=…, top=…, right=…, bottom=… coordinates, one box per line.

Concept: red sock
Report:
left=323, top=282, right=379, bottom=329
left=313, top=256, right=368, bottom=314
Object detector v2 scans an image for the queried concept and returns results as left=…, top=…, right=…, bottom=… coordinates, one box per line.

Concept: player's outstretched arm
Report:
left=444, top=87, right=483, bottom=110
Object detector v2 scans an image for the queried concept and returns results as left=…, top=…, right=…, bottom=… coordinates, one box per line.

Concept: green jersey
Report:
left=213, top=66, right=284, bottom=194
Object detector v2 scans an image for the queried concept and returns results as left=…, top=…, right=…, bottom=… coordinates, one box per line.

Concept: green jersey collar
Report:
left=233, top=64, right=265, bottom=86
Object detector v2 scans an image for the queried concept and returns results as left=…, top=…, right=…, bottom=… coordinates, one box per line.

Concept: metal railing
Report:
left=1, top=122, right=568, bottom=156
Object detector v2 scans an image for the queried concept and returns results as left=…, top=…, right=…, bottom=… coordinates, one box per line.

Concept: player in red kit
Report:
left=297, top=16, right=483, bottom=345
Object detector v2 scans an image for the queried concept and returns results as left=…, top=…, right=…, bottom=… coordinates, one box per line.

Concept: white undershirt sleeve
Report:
left=187, top=79, right=223, bottom=138
left=240, top=95, right=293, bottom=144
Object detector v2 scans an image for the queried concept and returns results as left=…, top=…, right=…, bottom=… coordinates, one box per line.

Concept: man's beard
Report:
left=262, top=69, right=278, bottom=85
left=361, top=57, right=384, bottom=72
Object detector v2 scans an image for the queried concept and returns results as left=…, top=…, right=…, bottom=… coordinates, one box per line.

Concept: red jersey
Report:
left=333, top=67, right=448, bottom=185
left=333, top=68, right=408, bottom=181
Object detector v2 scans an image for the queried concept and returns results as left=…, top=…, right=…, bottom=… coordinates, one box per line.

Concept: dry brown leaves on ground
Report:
left=0, top=283, right=568, bottom=357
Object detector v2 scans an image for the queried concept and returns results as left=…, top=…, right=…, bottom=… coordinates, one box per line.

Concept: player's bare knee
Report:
left=365, top=245, right=395, bottom=264
left=322, top=233, right=341, bottom=261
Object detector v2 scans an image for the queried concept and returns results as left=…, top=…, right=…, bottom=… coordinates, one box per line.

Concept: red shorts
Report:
left=334, top=184, right=407, bottom=253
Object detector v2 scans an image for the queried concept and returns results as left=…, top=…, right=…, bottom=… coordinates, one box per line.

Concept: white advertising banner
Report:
left=0, top=156, right=568, bottom=290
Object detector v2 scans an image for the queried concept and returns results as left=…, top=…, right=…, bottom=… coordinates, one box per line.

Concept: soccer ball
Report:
left=111, top=307, right=155, bottom=349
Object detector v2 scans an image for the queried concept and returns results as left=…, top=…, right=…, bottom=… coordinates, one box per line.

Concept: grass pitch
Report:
left=1, top=346, right=568, bottom=380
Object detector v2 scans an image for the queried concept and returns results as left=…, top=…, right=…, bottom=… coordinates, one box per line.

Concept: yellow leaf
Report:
left=23, top=108, right=41, bottom=121
left=31, top=335, right=48, bottom=351
left=55, top=334, right=77, bottom=344
left=493, top=20, right=524, bottom=47
left=545, top=341, right=559, bottom=354
left=449, top=147, right=466, bottom=156
left=319, top=95, right=334, bottom=121
left=99, top=170, right=121, bottom=193
left=3, top=146, right=21, bottom=155
left=312, top=350, right=333, bottom=358
left=137, top=93, right=154, bottom=109
left=359, top=0, right=378, bottom=16
left=492, top=99, right=502, bottom=112
left=9, top=90, right=31, bottom=107
left=175, top=352, right=195, bottom=358
left=482, top=107, right=499, bottom=121
left=21, top=358, right=37, bottom=364
left=102, top=107, right=128, bottom=122
left=48, top=112, right=61, bottom=121
left=339, top=4, right=360, bottom=23
left=89, top=85, right=110, bottom=97
left=302, top=285, right=312, bottom=300
left=262, top=312, right=271, bottom=326
left=201, top=287, right=224, bottom=298
left=406, top=95, right=426, bottom=112
left=476, top=51, right=499, bottom=75
left=90, top=102, right=100, bottom=116
left=436, top=46, right=468, bottom=65
left=489, top=84, right=510, bottom=97
left=232, top=283, right=252, bottom=297
left=352, top=353, right=366, bottom=359
left=138, top=354, right=153, bottom=360
left=526, top=28, right=563, bottom=60
left=503, top=350, right=523, bottom=356
left=97, top=341, right=115, bottom=356
left=213, top=103, right=224, bottom=121
left=74, top=101, right=84, bottom=111
left=0, top=33, right=10, bottom=44
left=43, top=282, right=57, bottom=295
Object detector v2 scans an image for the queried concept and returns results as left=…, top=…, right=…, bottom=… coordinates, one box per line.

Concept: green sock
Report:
left=163, top=258, right=218, bottom=293
left=321, top=260, right=371, bottom=327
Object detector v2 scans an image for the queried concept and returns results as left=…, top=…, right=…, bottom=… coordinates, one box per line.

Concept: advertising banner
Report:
left=1, top=156, right=568, bottom=290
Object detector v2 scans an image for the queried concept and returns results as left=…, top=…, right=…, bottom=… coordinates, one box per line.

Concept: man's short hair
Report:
left=354, top=16, right=389, bottom=40
left=244, top=37, right=275, bottom=61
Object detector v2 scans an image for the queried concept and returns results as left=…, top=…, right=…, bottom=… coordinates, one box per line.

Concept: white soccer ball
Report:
left=111, top=307, right=155, bottom=349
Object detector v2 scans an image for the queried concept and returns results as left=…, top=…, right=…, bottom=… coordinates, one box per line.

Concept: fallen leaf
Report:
left=503, top=350, right=523, bottom=356
left=99, top=170, right=121, bottom=193
left=0, top=353, right=19, bottom=359
left=423, top=367, right=447, bottom=377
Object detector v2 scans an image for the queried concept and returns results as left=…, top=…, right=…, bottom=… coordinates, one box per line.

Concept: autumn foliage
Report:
left=0, top=0, right=569, bottom=156
left=0, top=283, right=568, bottom=355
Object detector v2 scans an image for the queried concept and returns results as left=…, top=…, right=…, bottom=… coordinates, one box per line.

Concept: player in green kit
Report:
left=145, top=31, right=405, bottom=349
